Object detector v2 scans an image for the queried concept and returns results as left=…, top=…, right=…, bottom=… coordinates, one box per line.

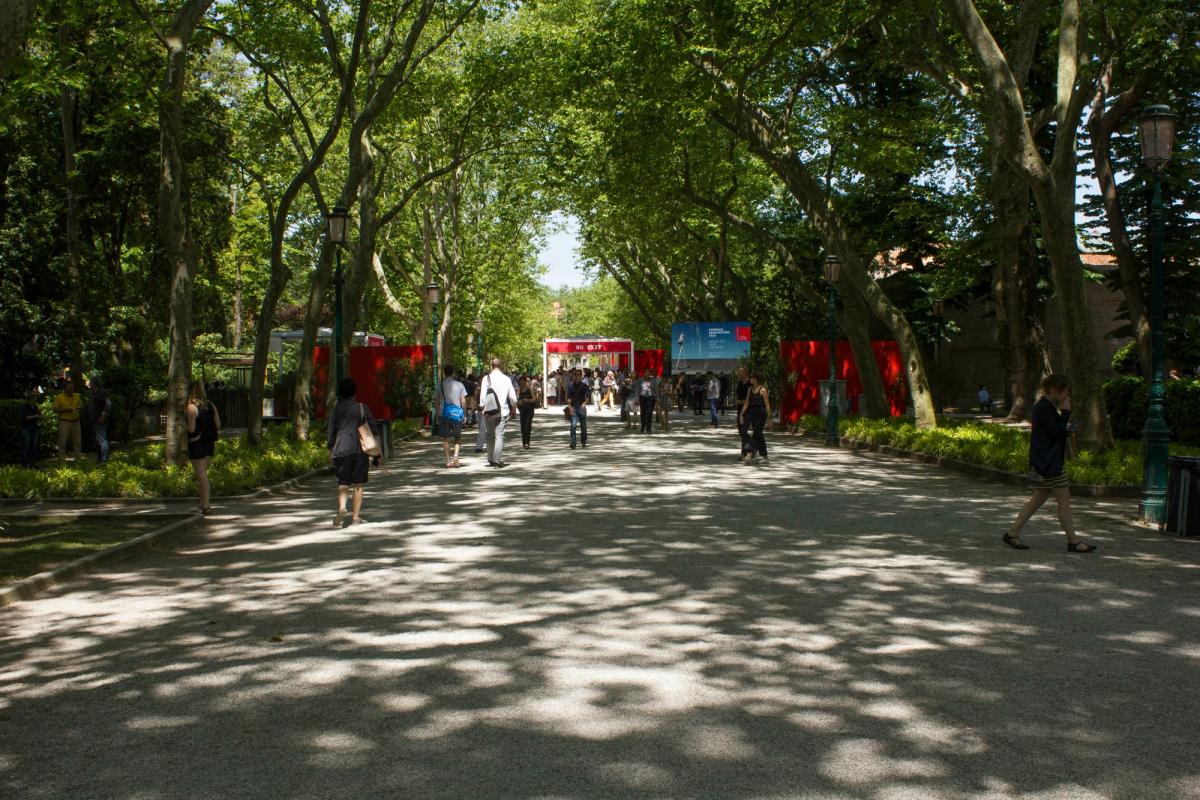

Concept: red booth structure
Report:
left=542, top=338, right=635, bottom=406
left=778, top=340, right=907, bottom=423
left=634, top=349, right=666, bottom=377
left=313, top=344, right=433, bottom=420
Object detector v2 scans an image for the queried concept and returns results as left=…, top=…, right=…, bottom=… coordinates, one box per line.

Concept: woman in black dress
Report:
left=1004, top=374, right=1095, bottom=553
left=186, top=381, right=222, bottom=515
left=517, top=375, right=538, bottom=449
left=739, top=371, right=771, bottom=465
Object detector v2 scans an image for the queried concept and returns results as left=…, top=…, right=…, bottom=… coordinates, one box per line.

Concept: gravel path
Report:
left=2, top=410, right=1198, bottom=800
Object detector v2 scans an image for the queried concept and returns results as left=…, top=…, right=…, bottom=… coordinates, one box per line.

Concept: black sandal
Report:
left=1002, top=533, right=1029, bottom=550
left=1067, top=541, right=1097, bottom=553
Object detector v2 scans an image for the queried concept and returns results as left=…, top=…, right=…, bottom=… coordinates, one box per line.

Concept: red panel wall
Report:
left=314, top=345, right=433, bottom=420
left=778, top=340, right=907, bottom=423
left=634, top=349, right=665, bottom=377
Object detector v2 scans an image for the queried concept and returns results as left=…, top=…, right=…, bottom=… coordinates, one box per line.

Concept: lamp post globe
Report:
left=824, top=255, right=842, bottom=447
left=1137, top=105, right=1176, bottom=525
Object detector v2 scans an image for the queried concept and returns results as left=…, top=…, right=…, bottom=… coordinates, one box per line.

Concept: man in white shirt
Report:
left=706, top=370, right=721, bottom=428
left=479, top=358, right=518, bottom=467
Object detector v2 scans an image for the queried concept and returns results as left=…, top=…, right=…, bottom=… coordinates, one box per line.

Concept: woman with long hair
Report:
left=601, top=370, right=616, bottom=411
left=186, top=381, right=221, bottom=515
left=327, top=377, right=376, bottom=527
left=739, top=371, right=771, bottom=465
left=1004, top=374, right=1096, bottom=553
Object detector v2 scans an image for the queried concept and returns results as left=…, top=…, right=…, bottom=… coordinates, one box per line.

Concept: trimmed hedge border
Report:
left=793, top=428, right=1141, bottom=499
left=0, top=431, right=422, bottom=606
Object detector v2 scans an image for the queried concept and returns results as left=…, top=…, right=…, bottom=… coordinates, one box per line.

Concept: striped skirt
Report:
left=1029, top=470, right=1070, bottom=490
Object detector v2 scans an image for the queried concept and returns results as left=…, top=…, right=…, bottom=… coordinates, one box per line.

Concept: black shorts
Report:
left=333, top=453, right=369, bottom=486
left=187, top=439, right=215, bottom=461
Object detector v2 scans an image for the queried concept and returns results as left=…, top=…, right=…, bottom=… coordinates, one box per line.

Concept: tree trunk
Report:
left=1034, top=179, right=1113, bottom=450
left=246, top=236, right=290, bottom=442
left=0, top=0, right=37, bottom=76
left=157, top=0, right=215, bottom=465
left=988, top=158, right=1050, bottom=421
left=292, top=241, right=334, bottom=441
left=58, top=20, right=84, bottom=383
left=1089, top=95, right=1150, bottom=378
left=838, top=285, right=891, bottom=417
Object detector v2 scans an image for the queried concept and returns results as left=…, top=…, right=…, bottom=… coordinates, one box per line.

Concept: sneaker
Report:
left=334, top=509, right=346, bottom=528
left=760, top=457, right=770, bottom=465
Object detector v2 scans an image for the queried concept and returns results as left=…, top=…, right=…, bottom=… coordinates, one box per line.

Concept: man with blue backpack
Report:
left=436, top=364, right=467, bottom=468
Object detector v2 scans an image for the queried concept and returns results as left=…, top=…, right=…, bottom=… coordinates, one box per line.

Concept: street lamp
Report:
left=824, top=254, right=842, bottom=447
left=1137, top=104, right=1177, bottom=525
left=474, top=317, right=484, bottom=375
left=326, top=205, right=350, bottom=384
left=426, top=282, right=441, bottom=431
left=932, top=300, right=945, bottom=364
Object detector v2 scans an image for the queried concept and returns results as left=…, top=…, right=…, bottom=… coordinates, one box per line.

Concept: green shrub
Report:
left=0, top=426, right=328, bottom=499
left=1103, top=377, right=1200, bottom=445
left=828, top=416, right=1200, bottom=486
left=0, top=398, right=59, bottom=463
left=1111, top=341, right=1142, bottom=376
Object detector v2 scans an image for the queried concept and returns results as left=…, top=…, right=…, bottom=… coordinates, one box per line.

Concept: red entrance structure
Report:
left=542, top=338, right=635, bottom=408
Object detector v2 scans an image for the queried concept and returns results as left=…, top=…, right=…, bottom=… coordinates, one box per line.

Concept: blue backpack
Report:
left=439, top=382, right=465, bottom=424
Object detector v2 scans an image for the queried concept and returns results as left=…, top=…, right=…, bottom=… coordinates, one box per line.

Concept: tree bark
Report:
left=0, top=0, right=37, bottom=76
left=988, top=156, right=1050, bottom=421
left=292, top=241, right=334, bottom=441
left=58, top=20, right=85, bottom=384
left=156, top=0, right=215, bottom=464
left=1088, top=64, right=1150, bottom=377
left=942, top=0, right=1114, bottom=450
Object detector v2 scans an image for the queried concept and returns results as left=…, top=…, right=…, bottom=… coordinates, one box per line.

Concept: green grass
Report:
left=798, top=415, right=1200, bottom=486
left=0, top=426, right=329, bottom=499
left=0, top=515, right=189, bottom=583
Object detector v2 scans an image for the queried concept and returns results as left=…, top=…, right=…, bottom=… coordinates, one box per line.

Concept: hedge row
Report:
left=799, top=415, right=1200, bottom=486
left=1103, top=377, right=1200, bottom=444
left=0, top=426, right=328, bottom=499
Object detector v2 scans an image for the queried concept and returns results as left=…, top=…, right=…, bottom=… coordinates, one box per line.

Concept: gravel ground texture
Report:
left=2, top=409, right=1198, bottom=800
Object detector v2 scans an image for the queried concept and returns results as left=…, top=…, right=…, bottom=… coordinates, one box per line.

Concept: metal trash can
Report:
left=1165, top=457, right=1200, bottom=536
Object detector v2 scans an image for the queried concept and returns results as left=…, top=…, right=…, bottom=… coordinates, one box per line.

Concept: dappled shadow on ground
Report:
left=1, top=411, right=1199, bottom=800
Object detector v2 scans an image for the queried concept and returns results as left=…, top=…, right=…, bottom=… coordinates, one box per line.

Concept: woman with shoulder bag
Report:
left=327, top=378, right=377, bottom=528
left=186, top=381, right=222, bottom=516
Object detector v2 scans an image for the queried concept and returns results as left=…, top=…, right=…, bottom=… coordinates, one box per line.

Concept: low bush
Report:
left=1103, top=377, right=1200, bottom=445
left=799, top=415, right=1200, bottom=486
left=0, top=426, right=327, bottom=499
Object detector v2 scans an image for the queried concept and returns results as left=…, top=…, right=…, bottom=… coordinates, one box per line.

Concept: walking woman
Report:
left=675, top=373, right=689, bottom=412
left=739, top=371, right=771, bottom=465
left=1004, top=374, right=1096, bottom=553
left=327, top=377, right=376, bottom=527
left=518, top=374, right=539, bottom=449
left=601, top=370, right=616, bottom=410
left=186, top=381, right=222, bottom=515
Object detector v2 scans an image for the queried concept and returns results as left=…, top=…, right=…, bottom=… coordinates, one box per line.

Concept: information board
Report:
left=671, top=322, right=751, bottom=372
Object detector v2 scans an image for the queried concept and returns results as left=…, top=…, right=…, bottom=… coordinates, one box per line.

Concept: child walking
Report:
left=1004, top=374, right=1096, bottom=553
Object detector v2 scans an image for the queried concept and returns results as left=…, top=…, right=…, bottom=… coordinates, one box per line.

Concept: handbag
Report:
left=357, top=403, right=382, bottom=457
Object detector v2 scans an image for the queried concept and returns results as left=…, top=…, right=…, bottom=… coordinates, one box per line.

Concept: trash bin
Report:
left=1165, top=457, right=1200, bottom=536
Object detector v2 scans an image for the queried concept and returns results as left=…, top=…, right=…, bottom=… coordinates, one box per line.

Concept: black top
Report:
left=518, top=386, right=536, bottom=408
left=567, top=379, right=590, bottom=409
left=736, top=380, right=752, bottom=403
left=19, top=402, right=40, bottom=431
left=747, top=388, right=766, bottom=414
left=328, top=399, right=375, bottom=458
left=86, top=389, right=110, bottom=425
left=1029, top=396, right=1071, bottom=478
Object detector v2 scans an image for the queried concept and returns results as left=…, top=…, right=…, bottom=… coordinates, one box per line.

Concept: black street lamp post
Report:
left=326, top=205, right=350, bottom=384
left=474, top=317, right=484, bottom=375
left=1137, top=104, right=1177, bottom=525
left=825, top=255, right=842, bottom=447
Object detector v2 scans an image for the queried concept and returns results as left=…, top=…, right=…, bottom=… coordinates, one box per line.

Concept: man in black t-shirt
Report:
left=566, top=368, right=590, bottom=449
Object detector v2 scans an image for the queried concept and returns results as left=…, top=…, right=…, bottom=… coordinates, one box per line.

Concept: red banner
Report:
left=545, top=339, right=633, bottom=354
left=634, top=349, right=665, bottom=376
left=314, top=345, right=433, bottom=420
left=778, top=340, right=907, bottom=422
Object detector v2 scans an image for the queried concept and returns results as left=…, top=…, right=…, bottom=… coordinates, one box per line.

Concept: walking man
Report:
left=436, top=364, right=467, bottom=468
left=566, top=368, right=590, bottom=449
left=479, top=358, right=517, bottom=467
left=53, top=379, right=83, bottom=464
left=706, top=370, right=721, bottom=428
left=86, top=375, right=111, bottom=464
left=637, top=368, right=657, bottom=434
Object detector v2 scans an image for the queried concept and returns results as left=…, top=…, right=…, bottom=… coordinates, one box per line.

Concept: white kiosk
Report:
left=541, top=337, right=635, bottom=408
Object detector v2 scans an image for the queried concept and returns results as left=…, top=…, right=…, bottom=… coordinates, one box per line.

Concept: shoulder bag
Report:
left=358, top=403, right=382, bottom=457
